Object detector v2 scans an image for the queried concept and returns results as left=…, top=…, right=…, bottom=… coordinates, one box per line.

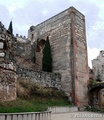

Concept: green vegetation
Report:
left=0, top=79, right=71, bottom=113
left=89, top=79, right=98, bottom=86
left=8, top=20, right=13, bottom=34
left=42, top=36, right=52, bottom=72
left=0, top=97, right=71, bottom=113
left=89, top=79, right=104, bottom=87
left=86, top=106, right=104, bottom=113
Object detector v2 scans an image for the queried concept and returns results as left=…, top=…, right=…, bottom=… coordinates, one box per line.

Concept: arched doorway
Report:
left=35, top=38, right=46, bottom=70
left=88, top=83, right=104, bottom=109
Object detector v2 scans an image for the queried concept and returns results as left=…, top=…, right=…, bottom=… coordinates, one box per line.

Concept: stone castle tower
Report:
left=28, top=7, right=89, bottom=106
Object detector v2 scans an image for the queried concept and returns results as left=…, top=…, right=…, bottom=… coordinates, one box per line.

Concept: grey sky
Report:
left=0, top=0, right=103, bottom=67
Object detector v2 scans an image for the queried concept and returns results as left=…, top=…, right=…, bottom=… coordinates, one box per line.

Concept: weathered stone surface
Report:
left=0, top=42, right=4, bottom=49
left=0, top=52, right=5, bottom=57
left=0, top=68, right=16, bottom=101
left=15, top=37, right=36, bottom=71
left=0, top=21, right=17, bottom=101
left=92, top=50, right=104, bottom=108
left=17, top=68, right=61, bottom=89
left=73, top=10, right=89, bottom=106
left=92, top=50, right=104, bottom=81
left=100, top=89, right=104, bottom=108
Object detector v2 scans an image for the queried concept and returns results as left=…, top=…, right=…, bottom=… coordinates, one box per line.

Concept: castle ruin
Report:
left=91, top=50, right=104, bottom=108
left=92, top=50, right=104, bottom=81
left=0, top=7, right=89, bottom=107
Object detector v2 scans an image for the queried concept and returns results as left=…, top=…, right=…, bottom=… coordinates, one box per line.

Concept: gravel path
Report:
left=52, top=111, right=104, bottom=120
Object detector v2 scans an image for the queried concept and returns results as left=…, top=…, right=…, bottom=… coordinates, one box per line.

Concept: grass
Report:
left=0, top=97, right=71, bottom=113
left=0, top=78, right=71, bottom=113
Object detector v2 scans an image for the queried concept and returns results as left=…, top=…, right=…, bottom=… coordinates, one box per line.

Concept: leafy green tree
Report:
left=8, top=20, right=13, bottom=34
left=42, top=36, right=52, bottom=72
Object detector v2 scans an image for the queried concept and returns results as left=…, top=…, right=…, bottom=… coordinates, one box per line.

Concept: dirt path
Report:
left=52, top=111, right=104, bottom=120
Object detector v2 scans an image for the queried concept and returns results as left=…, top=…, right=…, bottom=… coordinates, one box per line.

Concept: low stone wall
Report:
left=0, top=111, right=51, bottom=120
left=17, top=69, right=61, bottom=89
left=48, top=106, right=78, bottom=114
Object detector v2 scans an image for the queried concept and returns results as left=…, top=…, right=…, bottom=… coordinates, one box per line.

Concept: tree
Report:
left=8, top=20, right=13, bottom=34
left=42, top=36, right=52, bottom=72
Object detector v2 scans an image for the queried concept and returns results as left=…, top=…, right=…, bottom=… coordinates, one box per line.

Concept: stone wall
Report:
left=99, top=89, right=104, bottom=108
left=0, top=22, right=16, bottom=101
left=28, top=7, right=89, bottom=106
left=15, top=35, right=39, bottom=71
left=0, top=67, right=16, bottom=101
left=16, top=34, right=27, bottom=42
left=17, top=68, right=61, bottom=89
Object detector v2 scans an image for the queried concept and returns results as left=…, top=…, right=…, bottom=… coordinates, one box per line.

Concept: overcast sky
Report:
left=0, top=0, right=103, bottom=68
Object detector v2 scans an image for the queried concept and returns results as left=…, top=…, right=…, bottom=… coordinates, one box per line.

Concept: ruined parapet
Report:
left=15, top=34, right=28, bottom=42
left=0, top=22, right=16, bottom=101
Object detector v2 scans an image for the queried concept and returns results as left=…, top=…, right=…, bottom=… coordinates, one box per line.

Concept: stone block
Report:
left=0, top=42, right=4, bottom=49
left=0, top=52, right=5, bottom=57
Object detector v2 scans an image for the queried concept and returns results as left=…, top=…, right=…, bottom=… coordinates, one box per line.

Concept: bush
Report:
left=89, top=79, right=98, bottom=86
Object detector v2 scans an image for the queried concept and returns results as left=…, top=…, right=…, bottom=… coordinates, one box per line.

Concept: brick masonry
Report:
left=28, top=7, right=89, bottom=106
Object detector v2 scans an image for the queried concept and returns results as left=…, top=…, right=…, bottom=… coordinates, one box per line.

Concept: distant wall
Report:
left=16, top=34, right=27, bottom=41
